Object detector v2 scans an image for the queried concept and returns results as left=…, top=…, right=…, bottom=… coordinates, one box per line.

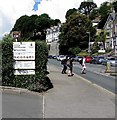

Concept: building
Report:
left=104, top=10, right=117, bottom=49
left=46, top=24, right=61, bottom=56
left=11, top=31, right=21, bottom=41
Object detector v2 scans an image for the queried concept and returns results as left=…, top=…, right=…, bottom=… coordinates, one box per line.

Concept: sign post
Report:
left=13, top=42, right=35, bottom=75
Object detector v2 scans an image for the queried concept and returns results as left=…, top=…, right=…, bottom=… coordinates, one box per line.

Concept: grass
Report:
left=77, top=51, right=90, bottom=56
left=77, top=49, right=115, bottom=57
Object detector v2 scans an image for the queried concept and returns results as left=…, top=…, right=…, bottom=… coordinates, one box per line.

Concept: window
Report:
left=106, top=31, right=110, bottom=37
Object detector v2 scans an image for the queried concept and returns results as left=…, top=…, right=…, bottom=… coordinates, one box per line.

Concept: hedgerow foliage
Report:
left=2, top=36, right=53, bottom=92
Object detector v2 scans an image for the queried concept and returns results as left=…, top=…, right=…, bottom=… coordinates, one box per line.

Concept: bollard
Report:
left=106, top=61, right=111, bottom=72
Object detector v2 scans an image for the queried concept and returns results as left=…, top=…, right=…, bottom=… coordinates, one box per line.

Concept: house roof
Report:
left=103, top=10, right=117, bottom=29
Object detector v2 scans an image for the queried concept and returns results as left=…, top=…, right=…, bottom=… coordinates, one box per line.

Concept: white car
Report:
left=57, top=55, right=66, bottom=61
left=107, top=57, right=117, bottom=67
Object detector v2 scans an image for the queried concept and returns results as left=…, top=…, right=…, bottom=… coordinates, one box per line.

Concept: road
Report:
left=48, top=59, right=115, bottom=94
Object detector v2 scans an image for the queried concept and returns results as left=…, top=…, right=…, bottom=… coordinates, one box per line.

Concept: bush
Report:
left=2, top=36, right=15, bottom=86
left=78, top=51, right=89, bottom=56
left=2, top=38, right=53, bottom=92
left=68, top=47, right=81, bottom=55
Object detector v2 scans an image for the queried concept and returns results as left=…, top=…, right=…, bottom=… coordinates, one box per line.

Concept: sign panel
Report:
left=13, top=42, right=35, bottom=60
left=14, top=70, right=35, bottom=75
left=14, top=61, right=35, bottom=69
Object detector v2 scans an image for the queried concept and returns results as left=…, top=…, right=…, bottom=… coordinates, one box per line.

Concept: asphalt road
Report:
left=48, top=59, right=116, bottom=94
left=2, top=91, right=43, bottom=118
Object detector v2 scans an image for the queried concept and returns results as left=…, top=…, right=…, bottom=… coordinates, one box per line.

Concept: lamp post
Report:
left=86, top=32, right=91, bottom=54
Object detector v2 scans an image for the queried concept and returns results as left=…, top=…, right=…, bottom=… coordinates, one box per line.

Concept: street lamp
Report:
left=86, top=32, right=91, bottom=54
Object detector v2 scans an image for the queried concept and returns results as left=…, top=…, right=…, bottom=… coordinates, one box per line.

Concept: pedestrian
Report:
left=67, top=57, right=74, bottom=76
left=61, top=56, right=67, bottom=74
left=81, top=56, right=86, bottom=74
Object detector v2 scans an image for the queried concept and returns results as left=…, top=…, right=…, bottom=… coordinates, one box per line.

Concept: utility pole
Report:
left=86, top=32, right=91, bottom=55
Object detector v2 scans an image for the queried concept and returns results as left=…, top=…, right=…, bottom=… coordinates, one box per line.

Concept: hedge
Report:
left=2, top=38, right=53, bottom=92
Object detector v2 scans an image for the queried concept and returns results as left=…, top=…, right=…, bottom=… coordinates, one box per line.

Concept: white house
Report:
left=46, top=24, right=61, bottom=55
left=104, top=10, right=117, bottom=49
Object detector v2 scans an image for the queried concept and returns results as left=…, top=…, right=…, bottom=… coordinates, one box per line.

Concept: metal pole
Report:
left=89, top=32, right=90, bottom=54
left=86, top=32, right=91, bottom=54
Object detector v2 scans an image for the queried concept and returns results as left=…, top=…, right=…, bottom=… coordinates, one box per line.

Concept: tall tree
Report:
left=89, top=8, right=100, bottom=20
left=12, top=15, right=30, bottom=38
left=78, top=1, right=97, bottom=16
left=59, top=13, right=96, bottom=55
left=97, top=2, right=112, bottom=29
left=98, top=2, right=111, bottom=20
left=11, top=13, right=61, bottom=40
left=65, top=8, right=77, bottom=19
left=112, top=1, right=117, bottom=12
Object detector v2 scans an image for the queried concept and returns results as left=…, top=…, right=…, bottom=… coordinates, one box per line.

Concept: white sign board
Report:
left=14, top=61, right=35, bottom=69
left=13, top=42, right=35, bottom=60
left=14, top=70, right=35, bottom=75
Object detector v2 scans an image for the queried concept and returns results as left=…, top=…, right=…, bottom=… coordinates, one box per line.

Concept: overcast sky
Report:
left=0, top=0, right=108, bottom=39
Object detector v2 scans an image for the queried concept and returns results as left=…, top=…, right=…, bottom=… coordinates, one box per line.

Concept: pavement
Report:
left=44, top=63, right=115, bottom=118
left=0, top=63, right=116, bottom=119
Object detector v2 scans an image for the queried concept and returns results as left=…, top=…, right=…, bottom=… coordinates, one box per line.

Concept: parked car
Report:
left=101, top=58, right=108, bottom=65
left=90, top=56, right=104, bottom=64
left=74, top=56, right=79, bottom=61
left=85, top=56, right=92, bottom=63
left=98, top=56, right=105, bottom=64
left=90, top=56, right=98, bottom=64
left=52, top=55, right=57, bottom=59
left=107, top=57, right=117, bottom=67
left=74, top=56, right=83, bottom=62
left=48, top=55, right=53, bottom=59
left=77, top=56, right=83, bottom=62
left=57, top=55, right=66, bottom=61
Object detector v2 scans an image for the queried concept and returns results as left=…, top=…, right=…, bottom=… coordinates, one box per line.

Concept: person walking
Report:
left=61, top=57, right=67, bottom=74
left=67, top=57, right=74, bottom=76
left=81, top=56, right=86, bottom=74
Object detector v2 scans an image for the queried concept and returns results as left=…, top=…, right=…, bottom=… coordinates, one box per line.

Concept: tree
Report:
left=65, top=8, right=77, bottom=19
left=11, top=15, right=30, bottom=38
left=53, top=19, right=61, bottom=26
left=59, top=13, right=96, bottom=55
left=11, top=13, right=61, bottom=40
left=78, top=1, right=97, bottom=16
left=112, top=1, right=117, bottom=13
left=34, top=13, right=52, bottom=40
left=89, top=8, right=100, bottom=20
left=98, top=2, right=111, bottom=20
left=94, top=30, right=106, bottom=50
left=97, top=2, right=112, bottom=29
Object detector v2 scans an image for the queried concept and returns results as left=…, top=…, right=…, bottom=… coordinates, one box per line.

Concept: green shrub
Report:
left=68, top=47, right=81, bottom=55
left=78, top=51, right=89, bottom=56
left=2, top=37, right=15, bottom=86
left=2, top=38, right=53, bottom=92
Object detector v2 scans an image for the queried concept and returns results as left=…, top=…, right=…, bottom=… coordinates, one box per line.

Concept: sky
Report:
left=0, top=0, right=108, bottom=39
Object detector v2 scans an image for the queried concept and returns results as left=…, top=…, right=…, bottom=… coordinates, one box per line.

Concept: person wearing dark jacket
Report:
left=67, top=58, right=74, bottom=76
left=61, top=57, right=67, bottom=74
